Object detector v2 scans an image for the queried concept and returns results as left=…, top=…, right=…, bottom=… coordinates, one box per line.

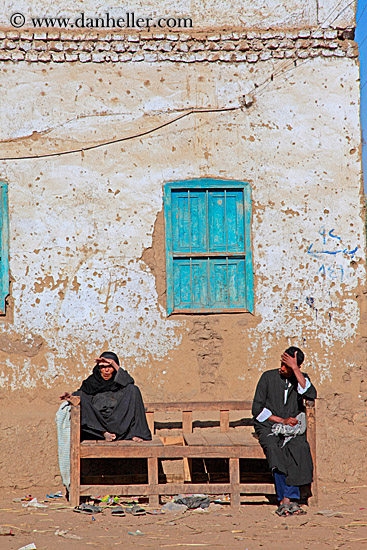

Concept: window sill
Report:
left=169, top=308, right=252, bottom=315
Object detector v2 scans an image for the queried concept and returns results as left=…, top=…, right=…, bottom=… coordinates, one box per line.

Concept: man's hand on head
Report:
left=280, top=351, right=299, bottom=371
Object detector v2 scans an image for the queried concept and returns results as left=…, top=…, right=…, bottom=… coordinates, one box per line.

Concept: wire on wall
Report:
left=0, top=0, right=358, bottom=162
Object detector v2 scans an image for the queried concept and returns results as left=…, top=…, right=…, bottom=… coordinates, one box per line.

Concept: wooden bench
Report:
left=69, top=399, right=317, bottom=508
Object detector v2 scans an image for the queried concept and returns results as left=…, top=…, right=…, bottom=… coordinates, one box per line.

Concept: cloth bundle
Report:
left=268, top=412, right=306, bottom=447
left=55, top=402, right=71, bottom=490
left=174, top=496, right=210, bottom=509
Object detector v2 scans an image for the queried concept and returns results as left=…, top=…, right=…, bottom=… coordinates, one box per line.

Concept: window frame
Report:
left=164, top=178, right=253, bottom=315
left=0, top=181, right=9, bottom=314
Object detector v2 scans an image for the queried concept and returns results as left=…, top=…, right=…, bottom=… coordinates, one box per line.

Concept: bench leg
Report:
left=306, top=400, right=318, bottom=507
left=229, top=458, right=240, bottom=509
left=148, top=457, right=159, bottom=508
left=69, top=404, right=80, bottom=508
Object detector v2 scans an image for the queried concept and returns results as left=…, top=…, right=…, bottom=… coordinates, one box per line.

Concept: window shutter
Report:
left=165, top=180, right=253, bottom=314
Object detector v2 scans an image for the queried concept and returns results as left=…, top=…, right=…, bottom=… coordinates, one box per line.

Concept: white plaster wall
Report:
left=0, top=56, right=364, bottom=392
left=0, top=1, right=356, bottom=30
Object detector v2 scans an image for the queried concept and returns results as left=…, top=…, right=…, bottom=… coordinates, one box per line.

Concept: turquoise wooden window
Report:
left=164, top=179, right=253, bottom=314
left=0, top=182, right=9, bottom=314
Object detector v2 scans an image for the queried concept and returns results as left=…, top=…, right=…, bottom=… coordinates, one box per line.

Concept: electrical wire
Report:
left=327, top=0, right=355, bottom=26
left=0, top=106, right=239, bottom=161
left=322, top=0, right=350, bottom=25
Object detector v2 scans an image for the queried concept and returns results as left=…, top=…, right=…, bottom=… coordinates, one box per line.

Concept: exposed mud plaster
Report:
left=188, top=320, right=224, bottom=392
left=141, top=208, right=167, bottom=309
left=0, top=331, right=44, bottom=357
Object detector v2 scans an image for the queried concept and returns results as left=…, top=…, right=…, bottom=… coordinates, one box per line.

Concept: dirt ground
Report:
left=1, top=484, right=367, bottom=550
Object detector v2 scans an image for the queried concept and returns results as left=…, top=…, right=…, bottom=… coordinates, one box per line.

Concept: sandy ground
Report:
left=1, top=484, right=367, bottom=550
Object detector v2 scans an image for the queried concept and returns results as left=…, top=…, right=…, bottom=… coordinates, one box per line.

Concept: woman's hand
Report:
left=95, top=357, right=119, bottom=371
left=59, top=392, right=71, bottom=401
left=59, top=392, right=80, bottom=406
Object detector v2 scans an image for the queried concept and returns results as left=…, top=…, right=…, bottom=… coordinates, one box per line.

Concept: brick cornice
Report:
left=0, top=28, right=357, bottom=62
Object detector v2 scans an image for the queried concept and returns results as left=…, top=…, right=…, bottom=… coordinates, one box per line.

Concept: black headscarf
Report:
left=79, top=351, right=122, bottom=395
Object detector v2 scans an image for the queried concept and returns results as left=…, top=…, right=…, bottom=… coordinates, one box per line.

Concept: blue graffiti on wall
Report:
left=307, top=227, right=358, bottom=283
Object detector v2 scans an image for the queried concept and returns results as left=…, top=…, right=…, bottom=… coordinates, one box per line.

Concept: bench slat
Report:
left=225, top=432, right=259, bottom=446
left=79, top=483, right=276, bottom=497
left=81, top=438, right=163, bottom=447
left=183, top=433, right=208, bottom=446
left=145, top=401, right=252, bottom=412
left=80, top=444, right=265, bottom=459
left=197, top=433, right=234, bottom=446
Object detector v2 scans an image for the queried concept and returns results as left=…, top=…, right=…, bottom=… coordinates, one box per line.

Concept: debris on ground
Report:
left=46, top=491, right=63, bottom=499
left=55, top=529, right=82, bottom=539
left=208, top=503, right=223, bottom=512
left=128, top=529, right=145, bottom=536
left=161, top=502, right=188, bottom=513
left=316, top=509, right=344, bottom=518
left=22, top=498, right=48, bottom=509
left=91, top=494, right=121, bottom=506
left=0, top=526, right=14, bottom=536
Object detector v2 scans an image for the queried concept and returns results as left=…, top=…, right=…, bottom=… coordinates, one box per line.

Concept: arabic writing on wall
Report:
left=307, top=227, right=358, bottom=283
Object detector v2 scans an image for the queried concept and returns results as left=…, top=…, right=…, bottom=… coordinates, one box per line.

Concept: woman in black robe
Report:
left=60, top=351, right=151, bottom=442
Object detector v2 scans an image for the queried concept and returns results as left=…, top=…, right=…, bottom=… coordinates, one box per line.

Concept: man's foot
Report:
left=288, top=502, right=307, bottom=515
left=103, top=431, right=116, bottom=442
left=132, top=436, right=143, bottom=442
left=276, top=503, right=291, bottom=516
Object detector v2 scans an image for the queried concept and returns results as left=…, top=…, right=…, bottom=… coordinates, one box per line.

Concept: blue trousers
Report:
left=274, top=470, right=300, bottom=502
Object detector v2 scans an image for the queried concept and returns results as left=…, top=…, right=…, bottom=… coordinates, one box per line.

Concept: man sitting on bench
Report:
left=60, top=351, right=151, bottom=442
left=252, top=346, right=317, bottom=516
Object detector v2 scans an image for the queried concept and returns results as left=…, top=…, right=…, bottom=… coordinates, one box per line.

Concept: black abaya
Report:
left=74, top=367, right=152, bottom=441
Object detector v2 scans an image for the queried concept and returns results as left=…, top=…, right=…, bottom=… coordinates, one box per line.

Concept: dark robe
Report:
left=74, top=367, right=152, bottom=441
left=252, top=369, right=317, bottom=486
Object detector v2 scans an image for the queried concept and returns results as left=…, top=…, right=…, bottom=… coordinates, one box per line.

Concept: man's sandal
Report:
left=125, top=505, right=146, bottom=516
left=288, top=502, right=307, bottom=515
left=73, top=503, right=102, bottom=514
left=276, top=503, right=292, bottom=516
left=111, top=506, right=126, bottom=517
